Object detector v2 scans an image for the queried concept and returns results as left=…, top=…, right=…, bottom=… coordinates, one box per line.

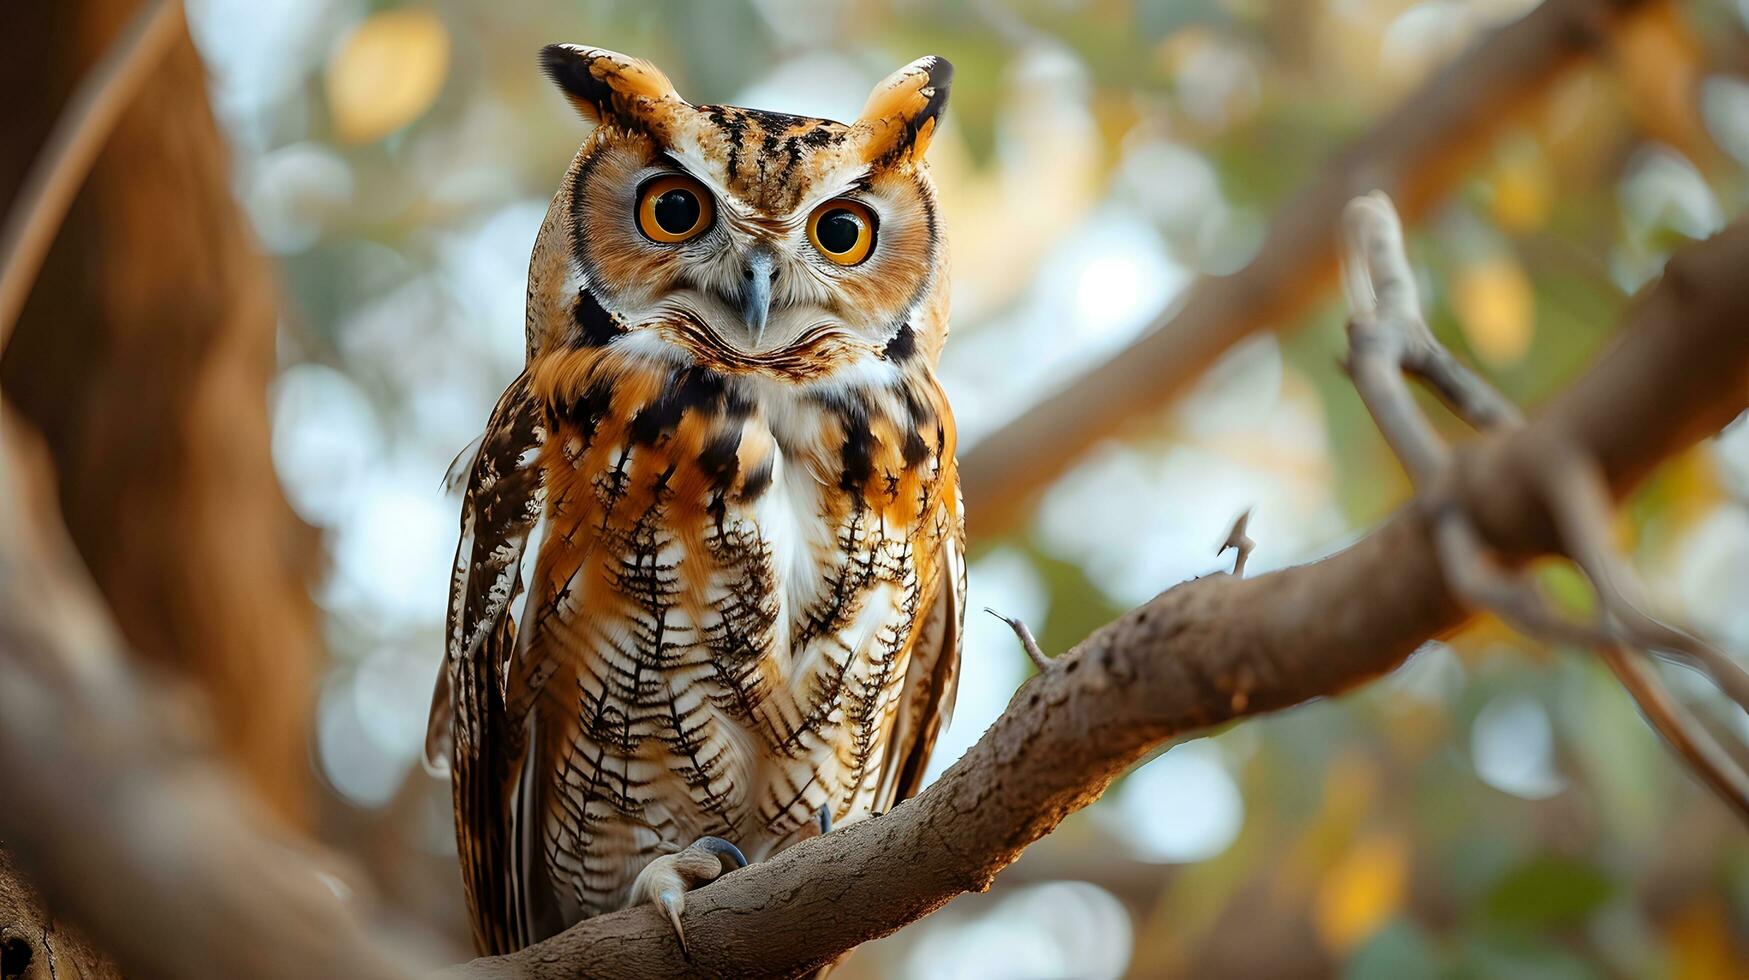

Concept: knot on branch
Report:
left=0, top=934, right=34, bottom=980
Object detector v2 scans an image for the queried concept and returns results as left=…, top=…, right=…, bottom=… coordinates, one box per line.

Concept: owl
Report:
left=424, top=45, right=964, bottom=957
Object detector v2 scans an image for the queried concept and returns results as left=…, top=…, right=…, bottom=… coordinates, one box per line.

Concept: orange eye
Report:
left=807, top=199, right=875, bottom=266
left=636, top=175, right=714, bottom=243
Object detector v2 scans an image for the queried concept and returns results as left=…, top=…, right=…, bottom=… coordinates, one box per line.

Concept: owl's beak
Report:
left=740, top=250, right=775, bottom=347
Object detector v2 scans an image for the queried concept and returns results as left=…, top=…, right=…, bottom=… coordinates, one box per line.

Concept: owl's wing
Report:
left=876, top=513, right=966, bottom=812
left=421, top=427, right=489, bottom=773
left=427, top=372, right=546, bottom=955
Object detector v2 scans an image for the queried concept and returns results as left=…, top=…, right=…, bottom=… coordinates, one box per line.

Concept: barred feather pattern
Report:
left=438, top=374, right=548, bottom=954
left=443, top=313, right=962, bottom=950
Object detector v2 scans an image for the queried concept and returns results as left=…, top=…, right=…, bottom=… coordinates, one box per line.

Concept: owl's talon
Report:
left=690, top=835, right=748, bottom=868
left=817, top=804, right=832, bottom=835
left=658, top=889, right=690, bottom=959
left=630, top=835, right=748, bottom=957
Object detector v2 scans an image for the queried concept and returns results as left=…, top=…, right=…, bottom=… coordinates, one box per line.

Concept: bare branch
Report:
left=1534, top=448, right=1749, bottom=708
left=0, top=0, right=180, bottom=350
left=985, top=607, right=1052, bottom=672
left=1599, top=646, right=1749, bottom=822
left=1218, top=508, right=1255, bottom=578
left=1338, top=191, right=1749, bottom=823
left=0, top=410, right=429, bottom=980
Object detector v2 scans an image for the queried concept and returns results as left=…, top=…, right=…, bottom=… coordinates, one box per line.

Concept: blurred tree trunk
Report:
left=0, top=0, right=321, bottom=824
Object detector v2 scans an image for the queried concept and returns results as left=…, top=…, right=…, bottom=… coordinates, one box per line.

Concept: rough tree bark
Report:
left=0, top=850, right=117, bottom=980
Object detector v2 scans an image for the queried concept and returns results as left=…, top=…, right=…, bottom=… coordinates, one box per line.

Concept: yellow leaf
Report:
left=1489, top=148, right=1552, bottom=232
left=1614, top=6, right=1715, bottom=168
left=1314, top=831, right=1408, bottom=953
left=327, top=10, right=450, bottom=144
left=1669, top=899, right=1749, bottom=980
left=1453, top=256, right=1534, bottom=368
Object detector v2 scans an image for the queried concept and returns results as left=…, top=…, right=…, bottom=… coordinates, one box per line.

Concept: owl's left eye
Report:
left=808, top=199, right=876, bottom=266
left=636, top=175, right=714, bottom=244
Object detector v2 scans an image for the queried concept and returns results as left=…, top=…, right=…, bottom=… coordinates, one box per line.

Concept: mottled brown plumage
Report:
left=427, top=46, right=962, bottom=956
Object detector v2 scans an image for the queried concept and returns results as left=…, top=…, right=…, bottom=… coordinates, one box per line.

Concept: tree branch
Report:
left=2, top=0, right=324, bottom=822
left=436, top=218, right=1749, bottom=978
left=0, top=411, right=431, bottom=980
left=0, top=0, right=178, bottom=350
left=1341, top=191, right=1749, bottom=820
left=961, top=0, right=1661, bottom=538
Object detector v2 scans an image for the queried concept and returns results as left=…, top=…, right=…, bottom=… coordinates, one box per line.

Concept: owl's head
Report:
left=526, top=45, right=952, bottom=379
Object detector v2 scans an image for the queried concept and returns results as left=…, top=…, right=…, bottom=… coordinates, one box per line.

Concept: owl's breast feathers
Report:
left=441, top=330, right=963, bottom=951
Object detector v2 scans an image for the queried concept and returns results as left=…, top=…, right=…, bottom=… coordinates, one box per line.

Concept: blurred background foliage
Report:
left=183, top=0, right=1749, bottom=975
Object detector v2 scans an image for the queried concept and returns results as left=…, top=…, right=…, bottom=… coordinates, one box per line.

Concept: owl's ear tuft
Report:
left=540, top=44, right=680, bottom=129
left=854, top=56, right=952, bottom=165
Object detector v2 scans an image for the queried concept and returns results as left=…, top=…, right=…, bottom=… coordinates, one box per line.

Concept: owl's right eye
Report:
left=636, top=175, right=714, bottom=244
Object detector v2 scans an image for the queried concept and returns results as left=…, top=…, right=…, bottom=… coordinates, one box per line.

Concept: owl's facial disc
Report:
left=571, top=138, right=927, bottom=352
left=546, top=45, right=953, bottom=368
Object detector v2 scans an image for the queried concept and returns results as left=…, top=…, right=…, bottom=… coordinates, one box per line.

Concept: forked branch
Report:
left=1340, top=192, right=1749, bottom=821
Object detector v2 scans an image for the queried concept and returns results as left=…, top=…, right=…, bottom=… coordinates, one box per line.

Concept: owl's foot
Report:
left=630, top=836, right=747, bottom=958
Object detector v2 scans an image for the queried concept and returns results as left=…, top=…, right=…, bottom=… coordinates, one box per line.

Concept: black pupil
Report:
left=817, top=209, right=863, bottom=254
left=652, top=189, right=699, bottom=235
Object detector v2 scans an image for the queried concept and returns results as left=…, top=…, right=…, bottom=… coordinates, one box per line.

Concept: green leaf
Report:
left=1482, top=855, right=1615, bottom=931
left=1533, top=560, right=1598, bottom=623
left=1344, top=919, right=1443, bottom=980
left=1452, top=934, right=1604, bottom=980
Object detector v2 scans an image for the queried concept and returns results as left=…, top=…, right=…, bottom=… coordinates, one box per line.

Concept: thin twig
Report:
left=1339, top=191, right=1749, bottom=822
left=985, top=607, right=1052, bottom=672
left=1532, top=447, right=1749, bottom=709
left=0, top=0, right=181, bottom=352
left=1343, top=193, right=1453, bottom=482
left=1218, top=508, right=1255, bottom=578
left=1599, top=646, right=1749, bottom=823
left=1434, top=510, right=1749, bottom=822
